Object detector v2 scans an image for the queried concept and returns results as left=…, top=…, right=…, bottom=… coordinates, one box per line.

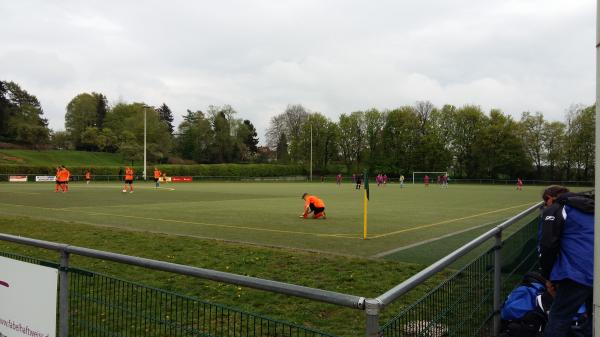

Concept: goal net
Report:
left=412, top=172, right=448, bottom=184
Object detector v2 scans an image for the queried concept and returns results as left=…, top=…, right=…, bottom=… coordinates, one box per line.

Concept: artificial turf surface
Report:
left=0, top=181, right=548, bottom=261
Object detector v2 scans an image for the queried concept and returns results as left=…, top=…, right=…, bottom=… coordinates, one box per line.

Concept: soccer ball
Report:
left=122, top=189, right=127, bottom=193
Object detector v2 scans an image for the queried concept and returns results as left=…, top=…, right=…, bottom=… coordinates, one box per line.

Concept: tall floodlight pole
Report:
left=594, top=0, right=599, bottom=334
left=143, top=106, right=147, bottom=181
left=310, top=123, right=313, bottom=182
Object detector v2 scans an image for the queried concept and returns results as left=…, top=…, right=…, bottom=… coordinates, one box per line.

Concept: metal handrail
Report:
left=375, top=201, right=543, bottom=307
left=0, top=233, right=365, bottom=309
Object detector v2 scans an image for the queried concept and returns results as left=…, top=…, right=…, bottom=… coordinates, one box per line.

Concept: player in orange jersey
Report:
left=62, top=166, right=71, bottom=192
left=85, top=170, right=91, bottom=185
left=55, top=166, right=63, bottom=192
left=299, top=193, right=327, bottom=219
left=123, top=166, right=134, bottom=193
left=153, top=167, right=161, bottom=188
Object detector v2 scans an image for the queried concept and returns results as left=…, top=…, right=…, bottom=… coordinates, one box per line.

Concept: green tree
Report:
left=569, top=105, right=595, bottom=180
left=208, top=105, right=236, bottom=163
left=299, top=113, right=339, bottom=170
left=157, top=103, right=175, bottom=135
left=104, top=103, right=172, bottom=162
left=235, top=119, right=259, bottom=161
left=363, top=108, right=385, bottom=168
left=446, top=105, right=487, bottom=177
left=414, top=100, right=435, bottom=136
left=542, top=121, right=566, bottom=180
left=276, top=133, right=289, bottom=163
left=338, top=111, right=365, bottom=172
left=176, top=109, right=214, bottom=163
left=381, top=106, right=420, bottom=174
left=473, top=110, right=530, bottom=179
left=93, top=92, right=108, bottom=129
left=0, top=81, right=9, bottom=139
left=50, top=131, right=72, bottom=150
left=0, top=81, right=50, bottom=146
left=520, top=111, right=545, bottom=178
left=65, top=93, right=105, bottom=150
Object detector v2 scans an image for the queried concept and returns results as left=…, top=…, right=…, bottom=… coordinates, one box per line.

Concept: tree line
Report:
left=266, top=103, right=595, bottom=181
left=0, top=80, right=595, bottom=181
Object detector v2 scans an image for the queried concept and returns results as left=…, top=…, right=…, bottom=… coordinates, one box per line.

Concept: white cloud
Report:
left=0, top=0, right=594, bottom=139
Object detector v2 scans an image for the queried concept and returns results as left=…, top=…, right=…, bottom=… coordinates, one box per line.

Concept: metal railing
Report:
left=378, top=210, right=541, bottom=337
left=0, top=201, right=543, bottom=337
left=364, top=201, right=543, bottom=337
left=0, top=233, right=363, bottom=337
left=0, top=251, right=338, bottom=337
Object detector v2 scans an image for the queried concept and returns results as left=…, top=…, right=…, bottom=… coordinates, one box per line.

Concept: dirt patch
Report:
left=0, top=152, right=25, bottom=163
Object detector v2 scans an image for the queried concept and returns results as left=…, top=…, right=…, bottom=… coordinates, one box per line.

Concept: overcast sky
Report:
left=0, top=0, right=594, bottom=142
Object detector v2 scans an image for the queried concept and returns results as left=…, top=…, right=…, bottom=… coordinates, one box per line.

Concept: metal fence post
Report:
left=365, top=298, right=381, bottom=337
left=59, top=250, right=70, bottom=337
left=493, top=232, right=502, bottom=337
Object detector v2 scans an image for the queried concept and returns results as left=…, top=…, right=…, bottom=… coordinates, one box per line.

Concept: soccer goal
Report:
left=412, top=171, right=448, bottom=184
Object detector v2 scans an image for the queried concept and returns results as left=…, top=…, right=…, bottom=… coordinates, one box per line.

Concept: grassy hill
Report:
left=0, top=149, right=136, bottom=166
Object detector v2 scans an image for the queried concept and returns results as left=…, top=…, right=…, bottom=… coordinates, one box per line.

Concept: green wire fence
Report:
left=379, top=215, right=540, bottom=337
left=0, top=251, right=338, bottom=337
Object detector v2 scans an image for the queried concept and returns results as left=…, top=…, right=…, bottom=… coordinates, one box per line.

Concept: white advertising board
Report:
left=35, top=176, right=56, bottom=182
left=8, top=176, right=27, bottom=183
left=0, top=256, right=58, bottom=337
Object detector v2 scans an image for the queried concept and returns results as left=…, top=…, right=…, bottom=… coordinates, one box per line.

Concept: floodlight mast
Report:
left=143, top=105, right=148, bottom=181
left=310, top=123, right=313, bottom=182
left=594, top=0, right=599, bottom=334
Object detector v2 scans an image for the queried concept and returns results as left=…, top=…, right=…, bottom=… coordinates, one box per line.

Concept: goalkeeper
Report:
left=299, top=193, right=327, bottom=219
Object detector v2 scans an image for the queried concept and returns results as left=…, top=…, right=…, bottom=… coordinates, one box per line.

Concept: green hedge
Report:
left=0, top=164, right=306, bottom=177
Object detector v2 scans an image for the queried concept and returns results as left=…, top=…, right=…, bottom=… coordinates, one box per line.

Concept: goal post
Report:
left=412, top=171, right=448, bottom=184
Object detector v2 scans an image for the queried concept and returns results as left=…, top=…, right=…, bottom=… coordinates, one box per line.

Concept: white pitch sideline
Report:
left=371, top=219, right=504, bottom=258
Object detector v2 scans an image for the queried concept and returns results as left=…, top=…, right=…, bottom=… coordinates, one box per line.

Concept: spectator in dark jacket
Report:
left=538, top=186, right=594, bottom=337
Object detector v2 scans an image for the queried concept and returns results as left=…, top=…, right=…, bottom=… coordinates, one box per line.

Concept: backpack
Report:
left=500, top=272, right=548, bottom=337
left=501, top=282, right=545, bottom=321
left=499, top=272, right=588, bottom=337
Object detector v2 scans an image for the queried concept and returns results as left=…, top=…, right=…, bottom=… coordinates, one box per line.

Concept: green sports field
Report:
left=0, top=181, right=551, bottom=262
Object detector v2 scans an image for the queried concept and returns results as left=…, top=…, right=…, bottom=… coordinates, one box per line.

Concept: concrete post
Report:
left=365, top=298, right=382, bottom=337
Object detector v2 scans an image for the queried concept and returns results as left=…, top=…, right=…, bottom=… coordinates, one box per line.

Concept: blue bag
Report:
left=501, top=282, right=545, bottom=321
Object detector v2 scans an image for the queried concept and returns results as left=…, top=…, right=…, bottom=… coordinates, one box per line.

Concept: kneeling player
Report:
left=300, top=193, right=326, bottom=219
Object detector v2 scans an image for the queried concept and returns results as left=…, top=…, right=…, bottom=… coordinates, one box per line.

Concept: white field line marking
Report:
left=371, top=219, right=504, bottom=258
left=71, top=185, right=177, bottom=191
left=370, top=202, right=533, bottom=239
left=0, top=202, right=362, bottom=240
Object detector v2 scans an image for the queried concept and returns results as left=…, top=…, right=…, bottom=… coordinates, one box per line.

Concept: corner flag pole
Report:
left=310, top=124, right=313, bottom=182
left=363, top=171, right=369, bottom=240
left=593, top=0, right=599, bottom=334
left=363, top=188, right=368, bottom=239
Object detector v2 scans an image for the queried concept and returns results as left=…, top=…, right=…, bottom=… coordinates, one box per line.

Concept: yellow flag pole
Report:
left=363, top=189, right=368, bottom=239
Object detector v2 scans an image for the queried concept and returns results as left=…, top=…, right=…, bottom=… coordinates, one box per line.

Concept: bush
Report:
left=0, top=164, right=306, bottom=177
